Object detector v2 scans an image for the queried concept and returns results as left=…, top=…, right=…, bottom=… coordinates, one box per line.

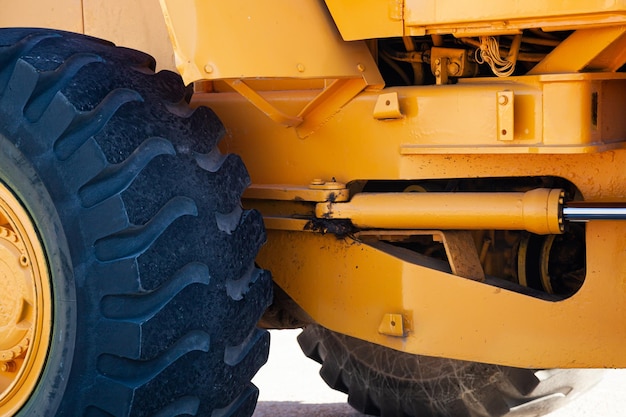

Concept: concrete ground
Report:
left=252, top=329, right=626, bottom=417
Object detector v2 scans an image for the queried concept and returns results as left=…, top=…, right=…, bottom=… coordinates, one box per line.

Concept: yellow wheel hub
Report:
left=0, top=185, right=51, bottom=415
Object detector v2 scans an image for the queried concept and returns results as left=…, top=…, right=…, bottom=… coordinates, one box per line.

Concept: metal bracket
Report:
left=373, top=92, right=403, bottom=119
left=529, top=26, right=626, bottom=74
left=378, top=313, right=407, bottom=337
left=441, top=231, right=485, bottom=281
left=244, top=181, right=349, bottom=203
left=243, top=180, right=350, bottom=232
left=225, top=77, right=376, bottom=138
left=497, top=90, right=514, bottom=141
left=357, top=230, right=485, bottom=282
left=430, top=47, right=478, bottom=85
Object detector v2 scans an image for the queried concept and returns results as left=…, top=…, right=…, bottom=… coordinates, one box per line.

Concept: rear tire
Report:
left=0, top=29, right=272, bottom=416
left=299, top=325, right=603, bottom=417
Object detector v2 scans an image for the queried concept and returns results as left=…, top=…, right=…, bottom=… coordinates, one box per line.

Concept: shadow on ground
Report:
left=253, top=401, right=367, bottom=417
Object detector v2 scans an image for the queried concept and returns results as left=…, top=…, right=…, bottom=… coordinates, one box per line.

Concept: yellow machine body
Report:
left=7, top=0, right=626, bottom=368
left=171, top=0, right=626, bottom=368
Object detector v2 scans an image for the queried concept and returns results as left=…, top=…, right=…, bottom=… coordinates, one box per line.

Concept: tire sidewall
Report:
left=0, top=134, right=76, bottom=417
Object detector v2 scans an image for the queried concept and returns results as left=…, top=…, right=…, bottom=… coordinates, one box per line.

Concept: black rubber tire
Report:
left=0, top=29, right=272, bottom=416
left=299, top=325, right=604, bottom=417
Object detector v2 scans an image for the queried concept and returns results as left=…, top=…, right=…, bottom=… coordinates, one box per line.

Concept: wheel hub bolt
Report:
left=0, top=361, right=17, bottom=373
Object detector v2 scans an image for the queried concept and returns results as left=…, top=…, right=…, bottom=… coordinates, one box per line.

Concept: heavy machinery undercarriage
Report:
left=3, top=1, right=626, bottom=416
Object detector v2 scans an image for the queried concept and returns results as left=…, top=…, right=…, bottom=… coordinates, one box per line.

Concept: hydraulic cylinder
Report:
left=316, top=188, right=565, bottom=235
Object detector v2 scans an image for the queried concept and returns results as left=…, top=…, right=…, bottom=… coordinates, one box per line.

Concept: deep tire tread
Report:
left=54, top=88, right=143, bottom=160
left=0, top=28, right=271, bottom=417
left=78, top=136, right=176, bottom=207
left=101, top=262, right=210, bottom=321
left=24, top=53, right=104, bottom=121
left=298, top=325, right=603, bottom=417
left=97, top=329, right=212, bottom=385
left=94, top=195, right=198, bottom=261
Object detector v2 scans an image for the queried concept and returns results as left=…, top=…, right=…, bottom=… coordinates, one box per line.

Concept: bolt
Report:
left=296, top=63, right=305, bottom=73
left=447, top=62, right=461, bottom=76
left=1, top=361, right=17, bottom=373
left=498, top=95, right=509, bottom=105
left=356, top=63, right=366, bottom=72
left=204, top=64, right=214, bottom=74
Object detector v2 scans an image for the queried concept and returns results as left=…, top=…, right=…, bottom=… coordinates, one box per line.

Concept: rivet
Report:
left=498, top=95, right=509, bottom=105
left=310, top=178, right=325, bottom=186
left=357, top=63, right=366, bottom=72
left=297, top=63, right=305, bottom=73
left=204, top=64, right=214, bottom=74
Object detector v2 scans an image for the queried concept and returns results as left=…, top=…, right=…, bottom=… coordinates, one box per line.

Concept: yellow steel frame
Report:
left=160, top=0, right=385, bottom=137
left=172, top=2, right=626, bottom=369
left=202, top=72, right=626, bottom=184
left=193, top=70, right=626, bottom=366
left=326, top=0, right=626, bottom=39
left=529, top=26, right=626, bottom=74
left=258, top=222, right=626, bottom=368
left=160, top=0, right=383, bottom=82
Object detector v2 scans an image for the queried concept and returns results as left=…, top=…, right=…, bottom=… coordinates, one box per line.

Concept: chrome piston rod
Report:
left=563, top=202, right=626, bottom=222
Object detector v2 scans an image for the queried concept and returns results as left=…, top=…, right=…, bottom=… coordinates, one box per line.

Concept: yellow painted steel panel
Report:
left=194, top=74, right=626, bottom=187
left=160, top=0, right=381, bottom=85
left=324, top=0, right=404, bottom=40
left=284, top=0, right=626, bottom=40
left=84, top=0, right=176, bottom=71
left=529, top=26, right=626, bottom=74
left=197, top=69, right=626, bottom=366
left=259, top=222, right=626, bottom=368
left=405, top=0, right=626, bottom=35
left=0, top=0, right=83, bottom=33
